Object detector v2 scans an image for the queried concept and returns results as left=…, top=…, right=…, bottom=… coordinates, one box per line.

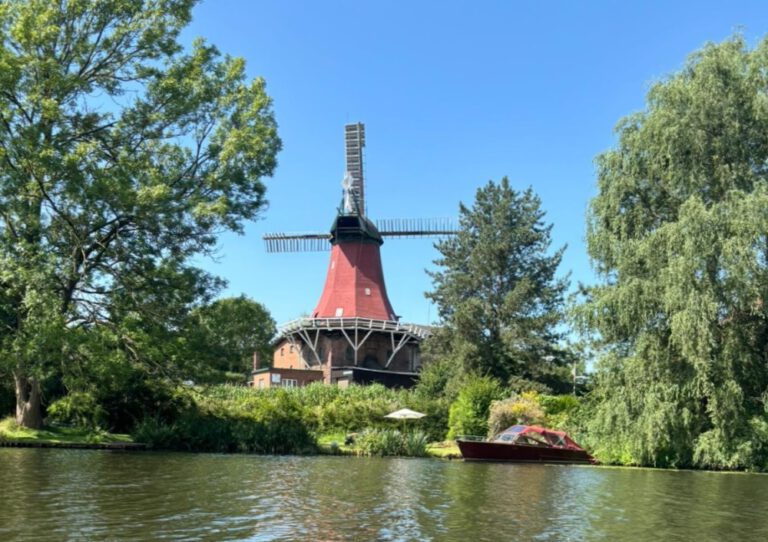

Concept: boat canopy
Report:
left=493, top=425, right=585, bottom=450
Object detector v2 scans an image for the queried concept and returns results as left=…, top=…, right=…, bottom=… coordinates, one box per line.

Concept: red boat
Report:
left=457, top=425, right=594, bottom=464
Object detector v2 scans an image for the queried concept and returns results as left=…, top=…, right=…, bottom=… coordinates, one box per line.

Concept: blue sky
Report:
left=182, top=1, right=768, bottom=325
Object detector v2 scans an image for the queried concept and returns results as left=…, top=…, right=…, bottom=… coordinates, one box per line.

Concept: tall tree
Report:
left=184, top=295, right=276, bottom=381
left=426, top=178, right=569, bottom=388
left=0, top=0, right=281, bottom=427
left=581, top=35, right=768, bottom=469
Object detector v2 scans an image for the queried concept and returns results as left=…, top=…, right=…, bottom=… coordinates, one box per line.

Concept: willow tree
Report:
left=0, top=0, right=280, bottom=427
left=426, top=178, right=569, bottom=390
left=582, top=35, right=768, bottom=469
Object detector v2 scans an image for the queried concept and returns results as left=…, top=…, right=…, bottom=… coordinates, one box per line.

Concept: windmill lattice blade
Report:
left=263, top=233, right=331, bottom=253
left=376, top=217, right=458, bottom=238
left=345, top=123, right=365, bottom=214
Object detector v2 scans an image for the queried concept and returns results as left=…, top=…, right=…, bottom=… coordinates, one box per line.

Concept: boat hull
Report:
left=457, top=440, right=593, bottom=464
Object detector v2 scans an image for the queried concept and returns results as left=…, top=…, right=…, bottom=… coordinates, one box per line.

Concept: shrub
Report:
left=132, top=388, right=316, bottom=454
left=538, top=394, right=581, bottom=429
left=47, top=392, right=107, bottom=430
left=401, top=431, right=429, bottom=456
left=507, top=375, right=553, bottom=395
left=414, top=354, right=462, bottom=402
left=95, top=372, right=196, bottom=432
left=132, top=383, right=453, bottom=454
left=487, top=392, right=546, bottom=438
left=355, top=428, right=428, bottom=457
left=447, top=375, right=504, bottom=439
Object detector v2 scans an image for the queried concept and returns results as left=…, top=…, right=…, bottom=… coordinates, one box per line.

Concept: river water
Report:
left=0, top=448, right=766, bottom=541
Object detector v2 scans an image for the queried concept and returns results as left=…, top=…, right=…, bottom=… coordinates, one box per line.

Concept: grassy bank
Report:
left=0, top=417, right=133, bottom=445
left=129, top=383, right=446, bottom=455
left=0, top=383, right=584, bottom=460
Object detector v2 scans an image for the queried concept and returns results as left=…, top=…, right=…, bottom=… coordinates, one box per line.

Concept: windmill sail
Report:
left=263, top=233, right=331, bottom=253
left=262, top=122, right=458, bottom=253
left=264, top=218, right=457, bottom=253
left=377, top=217, right=457, bottom=238
left=345, top=123, right=365, bottom=215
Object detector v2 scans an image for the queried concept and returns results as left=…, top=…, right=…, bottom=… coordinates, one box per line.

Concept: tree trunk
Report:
left=14, top=372, right=43, bottom=429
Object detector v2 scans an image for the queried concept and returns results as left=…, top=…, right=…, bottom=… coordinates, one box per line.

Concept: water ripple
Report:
left=1, top=449, right=766, bottom=541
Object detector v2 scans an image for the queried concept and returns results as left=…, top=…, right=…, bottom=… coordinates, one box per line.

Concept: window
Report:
left=335, top=307, right=344, bottom=317
left=282, top=379, right=298, bottom=388
left=364, top=288, right=371, bottom=296
left=280, top=347, right=284, bottom=356
left=289, top=345, right=294, bottom=353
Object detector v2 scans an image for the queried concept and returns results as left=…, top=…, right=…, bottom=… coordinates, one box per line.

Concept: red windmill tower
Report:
left=253, top=123, right=455, bottom=388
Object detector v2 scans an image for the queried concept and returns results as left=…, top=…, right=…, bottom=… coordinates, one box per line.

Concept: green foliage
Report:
left=133, top=388, right=316, bottom=454
left=487, top=392, right=546, bottom=437
left=580, top=34, right=768, bottom=469
left=355, top=429, right=429, bottom=457
left=0, top=0, right=280, bottom=426
left=183, top=296, right=276, bottom=382
left=506, top=375, right=553, bottom=395
left=414, top=339, right=463, bottom=402
left=183, top=384, right=452, bottom=445
left=0, top=378, right=13, bottom=416
left=129, top=383, right=453, bottom=455
left=538, top=393, right=581, bottom=430
left=447, top=375, right=504, bottom=439
left=426, top=178, right=569, bottom=387
left=46, top=391, right=107, bottom=430
left=0, top=416, right=132, bottom=444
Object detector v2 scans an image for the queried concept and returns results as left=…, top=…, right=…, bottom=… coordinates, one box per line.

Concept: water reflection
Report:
left=0, top=449, right=766, bottom=541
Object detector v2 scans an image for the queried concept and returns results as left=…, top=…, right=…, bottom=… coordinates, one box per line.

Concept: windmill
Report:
left=253, top=123, right=457, bottom=389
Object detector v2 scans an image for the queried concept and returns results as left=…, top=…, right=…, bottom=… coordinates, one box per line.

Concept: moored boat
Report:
left=457, top=424, right=594, bottom=464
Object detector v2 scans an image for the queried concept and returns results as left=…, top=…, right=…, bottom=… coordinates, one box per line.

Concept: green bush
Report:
left=132, top=388, right=316, bottom=454
left=538, top=394, right=581, bottom=429
left=47, top=392, right=107, bottom=430
left=447, top=375, right=504, bottom=439
left=93, top=370, right=196, bottom=433
left=129, top=383, right=452, bottom=454
left=402, top=430, right=430, bottom=456
left=355, top=428, right=428, bottom=457
left=507, top=375, right=553, bottom=395
left=487, top=392, right=546, bottom=437
left=204, top=383, right=448, bottom=438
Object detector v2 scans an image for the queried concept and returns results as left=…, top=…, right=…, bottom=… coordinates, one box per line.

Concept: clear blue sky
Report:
left=182, top=0, right=768, bottom=326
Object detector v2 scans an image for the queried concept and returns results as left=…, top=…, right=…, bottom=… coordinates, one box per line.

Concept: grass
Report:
left=426, top=440, right=461, bottom=459
left=316, top=431, right=355, bottom=455
left=0, top=417, right=133, bottom=445
left=317, top=430, right=462, bottom=459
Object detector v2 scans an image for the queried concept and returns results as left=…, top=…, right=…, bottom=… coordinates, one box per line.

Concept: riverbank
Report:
left=0, top=417, right=142, bottom=450
left=1, top=417, right=458, bottom=458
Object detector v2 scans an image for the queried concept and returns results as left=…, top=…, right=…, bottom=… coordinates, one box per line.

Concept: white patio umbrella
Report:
left=384, top=408, right=426, bottom=432
left=384, top=408, right=426, bottom=420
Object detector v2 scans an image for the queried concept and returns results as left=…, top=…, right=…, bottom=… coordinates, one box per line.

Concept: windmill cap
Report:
left=330, top=214, right=383, bottom=245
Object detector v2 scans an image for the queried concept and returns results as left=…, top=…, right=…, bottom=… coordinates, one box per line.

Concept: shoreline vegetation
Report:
left=2, top=378, right=766, bottom=471
left=0, top=417, right=141, bottom=449
left=0, top=383, right=543, bottom=461
left=2, top=380, right=763, bottom=473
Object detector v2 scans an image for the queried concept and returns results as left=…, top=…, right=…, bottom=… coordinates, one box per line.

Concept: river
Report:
left=0, top=448, right=765, bottom=541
